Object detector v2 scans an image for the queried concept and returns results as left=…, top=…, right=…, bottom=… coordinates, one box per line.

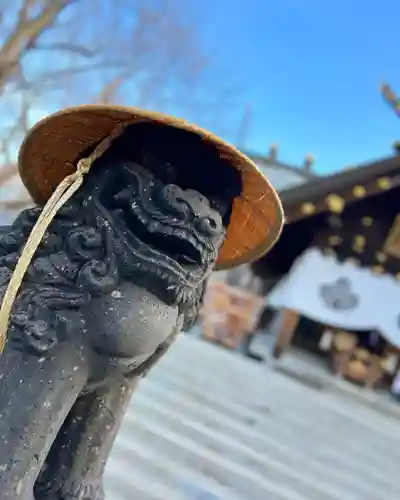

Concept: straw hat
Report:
left=18, top=105, right=284, bottom=270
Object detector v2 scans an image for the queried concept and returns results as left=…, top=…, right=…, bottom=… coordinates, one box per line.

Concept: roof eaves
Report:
left=245, top=152, right=318, bottom=180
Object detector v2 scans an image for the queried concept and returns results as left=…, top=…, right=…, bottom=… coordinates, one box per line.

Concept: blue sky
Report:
left=193, top=0, right=400, bottom=174
left=2, top=0, right=399, bottom=179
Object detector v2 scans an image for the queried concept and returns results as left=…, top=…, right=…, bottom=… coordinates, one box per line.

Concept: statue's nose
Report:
left=160, top=185, right=223, bottom=236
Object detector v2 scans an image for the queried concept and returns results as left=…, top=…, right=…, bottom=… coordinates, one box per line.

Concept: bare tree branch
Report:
left=29, top=60, right=125, bottom=86
left=0, top=164, right=18, bottom=186
left=95, top=77, right=125, bottom=104
left=28, top=42, right=95, bottom=58
left=0, top=0, right=75, bottom=90
left=0, top=0, right=241, bottom=209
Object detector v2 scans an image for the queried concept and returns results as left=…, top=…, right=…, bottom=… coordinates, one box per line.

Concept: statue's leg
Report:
left=34, top=335, right=177, bottom=500
left=0, top=340, right=89, bottom=500
left=34, top=375, right=138, bottom=500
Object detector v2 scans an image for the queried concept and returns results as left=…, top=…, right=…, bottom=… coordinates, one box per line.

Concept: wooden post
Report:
left=271, top=308, right=300, bottom=359
left=364, top=355, right=384, bottom=390
left=332, top=349, right=354, bottom=376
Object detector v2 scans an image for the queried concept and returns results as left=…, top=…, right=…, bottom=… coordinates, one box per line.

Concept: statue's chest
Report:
left=83, top=282, right=179, bottom=359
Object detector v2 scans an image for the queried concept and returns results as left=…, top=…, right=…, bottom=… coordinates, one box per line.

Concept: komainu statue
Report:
left=0, top=105, right=283, bottom=499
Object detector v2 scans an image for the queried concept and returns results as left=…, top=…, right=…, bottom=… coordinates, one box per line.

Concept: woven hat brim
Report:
left=18, top=105, right=284, bottom=270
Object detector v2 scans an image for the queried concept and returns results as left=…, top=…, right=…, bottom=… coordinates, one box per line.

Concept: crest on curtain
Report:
left=319, top=277, right=359, bottom=311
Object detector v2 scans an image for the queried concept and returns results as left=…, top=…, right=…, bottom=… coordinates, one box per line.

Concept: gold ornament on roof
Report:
left=328, top=235, right=342, bottom=246
left=375, top=251, right=387, bottom=263
left=326, top=194, right=345, bottom=214
left=361, top=216, right=374, bottom=227
left=352, top=185, right=366, bottom=198
left=300, top=202, right=316, bottom=215
left=352, top=235, right=366, bottom=253
left=372, top=265, right=384, bottom=274
left=377, top=177, right=392, bottom=190
left=383, top=214, right=400, bottom=258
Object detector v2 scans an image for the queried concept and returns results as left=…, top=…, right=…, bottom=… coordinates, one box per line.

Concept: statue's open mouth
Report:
left=97, top=188, right=215, bottom=291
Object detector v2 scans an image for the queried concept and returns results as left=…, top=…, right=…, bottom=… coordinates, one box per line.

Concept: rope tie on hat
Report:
left=0, top=124, right=125, bottom=353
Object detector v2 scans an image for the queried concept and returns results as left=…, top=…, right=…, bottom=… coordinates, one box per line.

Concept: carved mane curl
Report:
left=0, top=198, right=203, bottom=355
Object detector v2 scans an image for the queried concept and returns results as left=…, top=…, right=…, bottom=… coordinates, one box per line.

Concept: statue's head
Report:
left=1, top=106, right=283, bottom=370
left=79, top=122, right=241, bottom=320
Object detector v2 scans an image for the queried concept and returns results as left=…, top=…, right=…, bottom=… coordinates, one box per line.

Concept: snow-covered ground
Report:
left=105, top=335, right=400, bottom=500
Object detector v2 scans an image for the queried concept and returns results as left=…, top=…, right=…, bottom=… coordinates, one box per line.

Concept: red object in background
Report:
left=199, top=281, right=264, bottom=349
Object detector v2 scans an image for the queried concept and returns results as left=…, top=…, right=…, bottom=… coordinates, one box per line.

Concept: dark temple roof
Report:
left=279, top=153, right=400, bottom=222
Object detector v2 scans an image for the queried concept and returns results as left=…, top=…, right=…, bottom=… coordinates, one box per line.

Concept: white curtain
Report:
left=268, top=248, right=400, bottom=347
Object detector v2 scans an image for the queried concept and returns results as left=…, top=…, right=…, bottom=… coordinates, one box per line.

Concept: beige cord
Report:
left=0, top=124, right=125, bottom=353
